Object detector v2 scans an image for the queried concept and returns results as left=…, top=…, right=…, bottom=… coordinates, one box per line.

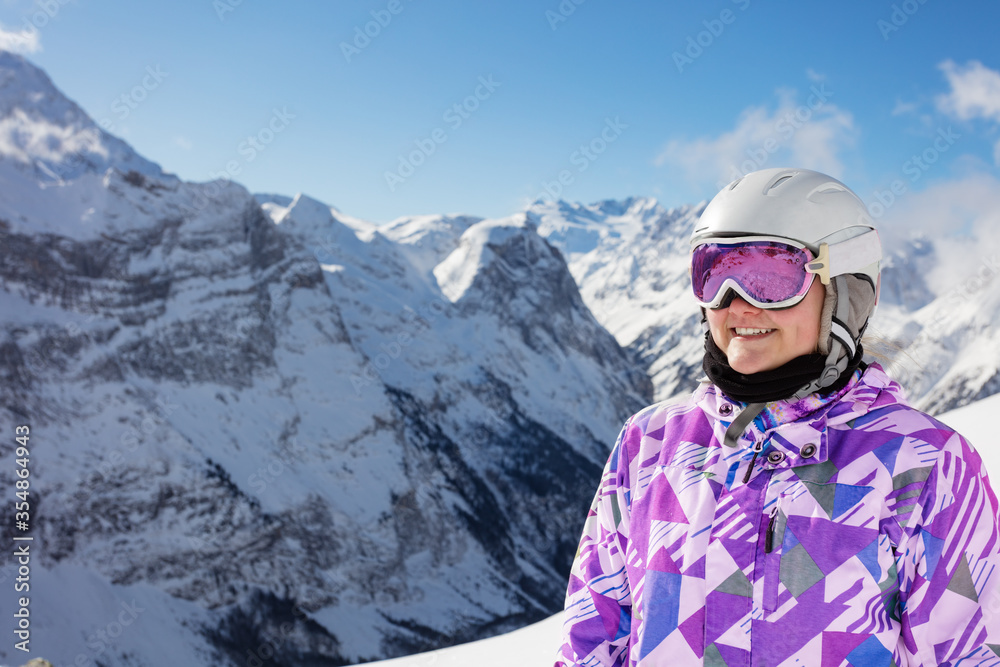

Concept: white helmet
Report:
left=692, top=167, right=882, bottom=396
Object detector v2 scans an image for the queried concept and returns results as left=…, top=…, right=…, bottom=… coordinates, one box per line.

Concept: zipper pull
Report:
left=742, top=441, right=764, bottom=484
left=765, top=507, right=778, bottom=553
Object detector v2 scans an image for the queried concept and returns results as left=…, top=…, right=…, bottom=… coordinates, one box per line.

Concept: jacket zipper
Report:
left=763, top=504, right=781, bottom=612
left=765, top=506, right=778, bottom=553
left=743, top=441, right=764, bottom=484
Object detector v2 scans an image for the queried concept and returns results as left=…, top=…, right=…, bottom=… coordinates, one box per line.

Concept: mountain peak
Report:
left=380, top=212, right=484, bottom=277
left=273, top=192, right=335, bottom=229
left=0, top=50, right=165, bottom=182
left=433, top=215, right=545, bottom=302
left=263, top=192, right=377, bottom=244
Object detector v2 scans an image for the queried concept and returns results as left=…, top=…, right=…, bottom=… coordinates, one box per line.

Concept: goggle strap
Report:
left=806, top=229, right=882, bottom=285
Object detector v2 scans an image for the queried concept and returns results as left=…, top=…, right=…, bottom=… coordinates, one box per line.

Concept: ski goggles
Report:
left=691, top=238, right=818, bottom=310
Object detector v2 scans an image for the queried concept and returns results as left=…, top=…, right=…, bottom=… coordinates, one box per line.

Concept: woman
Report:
left=556, top=168, right=1000, bottom=666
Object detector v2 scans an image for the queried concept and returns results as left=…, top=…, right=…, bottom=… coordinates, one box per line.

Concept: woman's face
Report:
left=706, top=279, right=826, bottom=374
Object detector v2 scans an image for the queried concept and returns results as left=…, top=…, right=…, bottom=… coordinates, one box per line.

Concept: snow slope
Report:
left=358, top=613, right=564, bottom=667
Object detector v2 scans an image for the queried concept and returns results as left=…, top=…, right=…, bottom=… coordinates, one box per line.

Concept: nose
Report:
left=728, top=294, right=762, bottom=313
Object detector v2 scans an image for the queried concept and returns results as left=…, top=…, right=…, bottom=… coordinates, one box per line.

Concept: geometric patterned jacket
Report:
left=557, top=363, right=1000, bottom=666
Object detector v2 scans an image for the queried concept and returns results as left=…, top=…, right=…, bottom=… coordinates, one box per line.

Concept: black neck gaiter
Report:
left=703, top=333, right=863, bottom=403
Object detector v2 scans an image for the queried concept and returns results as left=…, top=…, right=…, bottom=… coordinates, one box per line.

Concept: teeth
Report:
left=735, top=327, right=773, bottom=336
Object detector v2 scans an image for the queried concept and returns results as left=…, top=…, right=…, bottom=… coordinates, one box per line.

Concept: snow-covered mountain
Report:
left=527, top=198, right=1000, bottom=415
left=0, top=52, right=650, bottom=666
left=872, top=235, right=1000, bottom=414
left=1, top=48, right=996, bottom=667
left=528, top=197, right=707, bottom=403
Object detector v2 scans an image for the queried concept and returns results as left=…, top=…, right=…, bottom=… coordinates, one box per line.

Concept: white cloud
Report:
left=936, top=60, right=1000, bottom=166
left=173, top=135, right=193, bottom=151
left=0, top=22, right=40, bottom=53
left=936, top=59, right=1000, bottom=123
left=891, top=99, right=919, bottom=117
left=878, top=169, right=1000, bottom=295
left=805, top=69, right=825, bottom=83
left=654, top=85, right=856, bottom=192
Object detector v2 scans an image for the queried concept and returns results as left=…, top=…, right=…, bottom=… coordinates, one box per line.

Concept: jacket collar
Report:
left=696, top=363, right=905, bottom=467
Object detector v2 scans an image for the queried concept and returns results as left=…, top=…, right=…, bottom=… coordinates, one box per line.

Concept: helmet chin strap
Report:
left=792, top=275, right=856, bottom=399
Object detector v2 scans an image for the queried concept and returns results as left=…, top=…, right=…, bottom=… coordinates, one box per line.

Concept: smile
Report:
left=733, top=327, right=775, bottom=337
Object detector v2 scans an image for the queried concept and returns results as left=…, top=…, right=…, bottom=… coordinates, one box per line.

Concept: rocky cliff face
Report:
left=0, top=53, right=650, bottom=666
left=530, top=197, right=709, bottom=402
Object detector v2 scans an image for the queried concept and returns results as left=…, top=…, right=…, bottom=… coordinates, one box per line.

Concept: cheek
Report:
left=705, top=310, right=728, bottom=346
left=798, top=319, right=822, bottom=352
left=784, top=284, right=825, bottom=350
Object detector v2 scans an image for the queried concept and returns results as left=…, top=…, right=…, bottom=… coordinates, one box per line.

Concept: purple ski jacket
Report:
left=557, top=363, right=1000, bottom=666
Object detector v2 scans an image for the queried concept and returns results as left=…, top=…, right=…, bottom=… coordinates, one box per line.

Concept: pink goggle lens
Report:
left=692, top=241, right=815, bottom=307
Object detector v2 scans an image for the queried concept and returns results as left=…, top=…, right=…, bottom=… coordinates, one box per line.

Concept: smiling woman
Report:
left=556, top=168, right=1000, bottom=666
left=690, top=169, right=880, bottom=405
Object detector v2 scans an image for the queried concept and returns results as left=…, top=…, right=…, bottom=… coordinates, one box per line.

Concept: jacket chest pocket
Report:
left=638, top=465, right=724, bottom=574
left=762, top=481, right=893, bottom=617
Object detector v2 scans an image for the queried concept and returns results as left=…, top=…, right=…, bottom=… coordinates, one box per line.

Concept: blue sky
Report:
left=3, top=0, right=1000, bottom=226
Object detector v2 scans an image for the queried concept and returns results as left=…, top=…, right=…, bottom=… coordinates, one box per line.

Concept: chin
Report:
left=728, top=355, right=783, bottom=375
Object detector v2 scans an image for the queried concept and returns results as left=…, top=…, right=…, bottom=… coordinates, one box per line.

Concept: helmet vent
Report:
left=764, top=174, right=794, bottom=194
left=807, top=183, right=848, bottom=202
